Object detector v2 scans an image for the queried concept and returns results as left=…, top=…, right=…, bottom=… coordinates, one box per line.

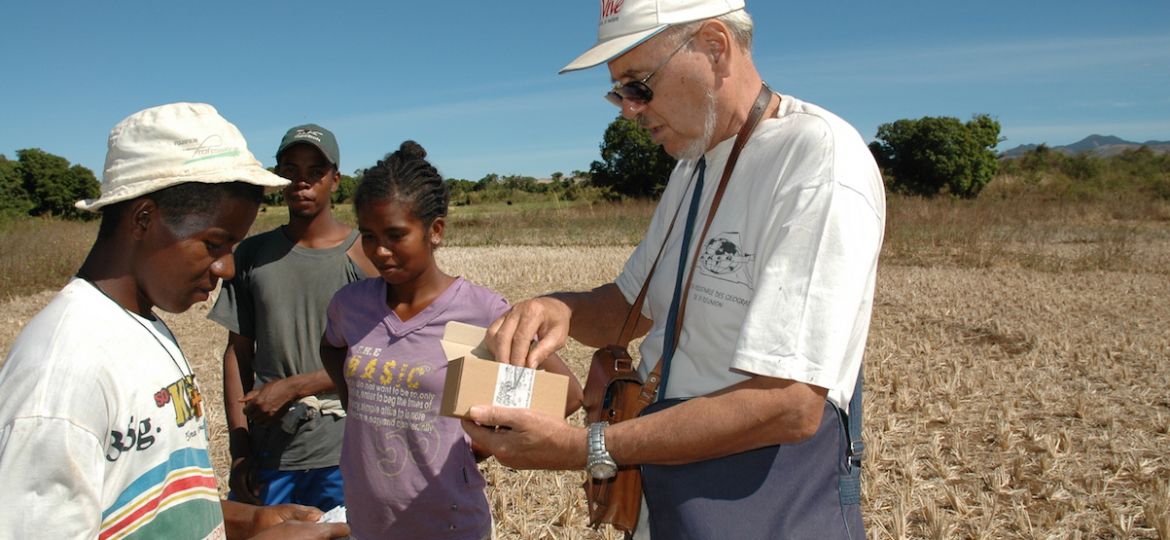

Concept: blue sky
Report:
left=1, top=1, right=1167, bottom=182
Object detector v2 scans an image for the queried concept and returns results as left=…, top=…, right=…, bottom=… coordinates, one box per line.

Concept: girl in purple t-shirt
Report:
left=321, top=141, right=582, bottom=540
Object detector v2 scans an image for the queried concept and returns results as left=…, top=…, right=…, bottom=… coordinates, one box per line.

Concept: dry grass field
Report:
left=1, top=191, right=1169, bottom=539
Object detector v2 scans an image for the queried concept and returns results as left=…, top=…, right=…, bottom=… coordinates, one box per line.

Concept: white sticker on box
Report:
left=494, top=363, right=535, bottom=409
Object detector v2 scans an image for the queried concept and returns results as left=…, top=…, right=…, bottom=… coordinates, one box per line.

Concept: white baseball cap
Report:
left=76, top=102, right=289, bottom=212
left=560, top=0, right=746, bottom=73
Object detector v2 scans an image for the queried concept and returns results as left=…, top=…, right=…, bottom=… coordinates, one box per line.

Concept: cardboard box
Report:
left=439, top=321, right=569, bottom=419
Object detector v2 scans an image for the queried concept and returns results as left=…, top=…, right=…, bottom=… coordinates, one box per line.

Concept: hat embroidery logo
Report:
left=600, top=0, right=624, bottom=22
left=294, top=128, right=324, bottom=143
left=183, top=135, right=241, bottom=165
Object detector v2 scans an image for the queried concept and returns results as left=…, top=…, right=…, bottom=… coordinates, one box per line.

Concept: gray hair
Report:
left=661, top=9, right=754, bottom=53
left=718, top=9, right=754, bottom=52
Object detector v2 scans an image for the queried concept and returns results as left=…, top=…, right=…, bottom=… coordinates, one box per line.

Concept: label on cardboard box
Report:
left=438, top=321, right=568, bottom=419
left=493, top=363, right=535, bottom=408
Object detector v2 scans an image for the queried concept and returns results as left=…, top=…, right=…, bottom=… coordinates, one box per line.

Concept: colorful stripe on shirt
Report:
left=100, top=448, right=222, bottom=540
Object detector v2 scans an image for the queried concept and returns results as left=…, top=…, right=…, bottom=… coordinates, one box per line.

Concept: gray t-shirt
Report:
left=209, top=227, right=367, bottom=470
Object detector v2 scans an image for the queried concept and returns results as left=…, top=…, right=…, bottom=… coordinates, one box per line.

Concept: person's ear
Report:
left=330, top=169, right=341, bottom=193
left=130, top=199, right=157, bottom=239
left=430, top=217, right=445, bottom=248
left=697, top=21, right=732, bottom=77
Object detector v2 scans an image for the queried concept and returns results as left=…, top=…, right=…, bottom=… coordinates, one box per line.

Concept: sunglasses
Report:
left=605, top=31, right=698, bottom=108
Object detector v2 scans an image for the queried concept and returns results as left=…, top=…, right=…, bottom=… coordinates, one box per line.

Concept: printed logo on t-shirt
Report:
left=106, top=415, right=159, bottom=462
left=153, top=374, right=203, bottom=427
left=698, top=232, right=755, bottom=288
left=107, top=375, right=202, bottom=463
left=345, top=350, right=442, bottom=476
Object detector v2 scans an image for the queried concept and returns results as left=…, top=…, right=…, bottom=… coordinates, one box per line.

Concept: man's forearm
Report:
left=605, top=377, right=829, bottom=466
left=223, top=342, right=252, bottom=458
left=461, top=376, right=830, bottom=473
left=550, top=283, right=648, bottom=348
left=284, top=370, right=337, bottom=399
left=320, top=343, right=349, bottom=409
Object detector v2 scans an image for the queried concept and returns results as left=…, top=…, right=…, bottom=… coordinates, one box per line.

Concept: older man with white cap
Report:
left=467, top=1, right=885, bottom=538
left=0, top=102, right=349, bottom=540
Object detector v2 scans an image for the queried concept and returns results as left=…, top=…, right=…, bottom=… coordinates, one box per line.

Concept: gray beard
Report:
left=675, top=90, right=718, bottom=161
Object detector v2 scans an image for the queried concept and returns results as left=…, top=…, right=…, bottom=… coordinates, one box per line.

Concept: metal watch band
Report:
left=587, top=421, right=617, bottom=479
left=589, top=421, right=609, bottom=454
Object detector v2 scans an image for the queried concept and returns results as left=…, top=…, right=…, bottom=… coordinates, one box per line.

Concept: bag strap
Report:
left=847, top=367, right=864, bottom=467
left=613, top=164, right=705, bottom=348
left=838, top=366, right=865, bottom=505
left=640, top=82, right=775, bottom=403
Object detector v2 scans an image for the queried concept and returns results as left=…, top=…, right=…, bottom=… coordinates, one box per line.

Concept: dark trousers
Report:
left=641, top=401, right=864, bottom=539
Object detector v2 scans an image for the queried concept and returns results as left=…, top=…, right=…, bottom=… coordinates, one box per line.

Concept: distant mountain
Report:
left=1000, top=134, right=1170, bottom=158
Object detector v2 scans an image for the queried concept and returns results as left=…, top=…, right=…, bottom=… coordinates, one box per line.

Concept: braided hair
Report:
left=354, top=140, right=449, bottom=228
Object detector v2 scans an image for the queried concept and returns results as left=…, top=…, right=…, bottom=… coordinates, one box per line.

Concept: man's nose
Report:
left=620, top=99, right=648, bottom=120
left=211, top=252, right=235, bottom=281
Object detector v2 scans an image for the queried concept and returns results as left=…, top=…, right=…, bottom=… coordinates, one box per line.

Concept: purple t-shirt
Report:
left=323, top=277, right=508, bottom=540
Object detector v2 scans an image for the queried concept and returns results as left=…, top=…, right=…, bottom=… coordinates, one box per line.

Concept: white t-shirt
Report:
left=616, top=95, right=885, bottom=412
left=0, top=278, right=225, bottom=539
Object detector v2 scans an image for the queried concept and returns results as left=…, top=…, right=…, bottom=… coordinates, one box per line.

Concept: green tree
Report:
left=502, top=175, right=537, bottom=192
left=478, top=173, right=500, bottom=188
left=445, top=178, right=476, bottom=206
left=262, top=166, right=283, bottom=206
left=334, top=173, right=358, bottom=204
left=869, top=114, right=1001, bottom=198
left=589, top=115, right=677, bottom=198
left=0, top=155, right=35, bottom=218
left=17, top=148, right=100, bottom=219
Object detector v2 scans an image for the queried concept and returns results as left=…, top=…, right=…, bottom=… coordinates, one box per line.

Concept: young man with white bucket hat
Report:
left=0, top=102, right=349, bottom=540
left=467, top=1, right=885, bottom=538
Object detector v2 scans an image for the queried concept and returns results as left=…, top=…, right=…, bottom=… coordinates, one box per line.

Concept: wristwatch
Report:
left=586, top=421, right=618, bottom=479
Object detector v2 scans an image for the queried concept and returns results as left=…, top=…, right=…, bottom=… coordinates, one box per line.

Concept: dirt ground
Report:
left=2, top=245, right=1168, bottom=539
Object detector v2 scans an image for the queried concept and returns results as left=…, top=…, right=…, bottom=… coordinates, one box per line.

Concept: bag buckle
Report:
left=638, top=373, right=659, bottom=403
left=612, top=356, right=633, bottom=372
left=848, top=440, right=865, bottom=467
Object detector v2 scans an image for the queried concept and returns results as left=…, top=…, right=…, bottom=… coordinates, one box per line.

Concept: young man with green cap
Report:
left=468, top=1, right=884, bottom=538
left=209, top=123, right=375, bottom=511
left=0, top=102, right=349, bottom=539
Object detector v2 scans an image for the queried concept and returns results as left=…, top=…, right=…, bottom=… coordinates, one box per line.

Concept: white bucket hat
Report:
left=76, top=102, right=289, bottom=212
left=560, top=0, right=746, bottom=73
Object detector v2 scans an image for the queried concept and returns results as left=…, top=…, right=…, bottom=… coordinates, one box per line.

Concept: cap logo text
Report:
left=294, top=128, right=324, bottom=142
left=183, top=135, right=241, bottom=164
left=600, top=0, right=624, bottom=21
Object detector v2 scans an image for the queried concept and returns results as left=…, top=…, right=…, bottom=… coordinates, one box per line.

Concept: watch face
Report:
left=589, top=460, right=618, bottom=479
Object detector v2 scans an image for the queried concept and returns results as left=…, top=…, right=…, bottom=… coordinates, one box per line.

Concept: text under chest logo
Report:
left=699, top=232, right=755, bottom=288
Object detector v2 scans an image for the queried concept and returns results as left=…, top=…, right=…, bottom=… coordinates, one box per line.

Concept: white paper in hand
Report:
left=316, top=505, right=352, bottom=540
left=317, top=505, right=348, bottom=524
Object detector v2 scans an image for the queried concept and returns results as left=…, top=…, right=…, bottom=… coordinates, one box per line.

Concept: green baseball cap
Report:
left=277, top=123, right=340, bottom=168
